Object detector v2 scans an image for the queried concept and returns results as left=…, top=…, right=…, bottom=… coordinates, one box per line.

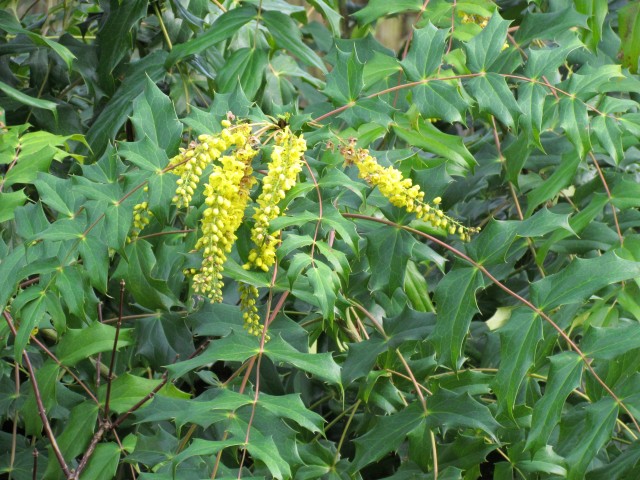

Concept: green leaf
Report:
left=619, top=1, right=640, bottom=73
left=515, top=7, right=589, bottom=44
left=558, top=97, right=591, bottom=158
left=581, top=323, right=640, bottom=360
left=44, top=401, right=99, bottom=479
left=0, top=190, right=27, bottom=222
left=172, top=439, right=242, bottom=467
left=517, top=82, right=547, bottom=145
left=306, top=0, right=342, bottom=36
left=78, top=232, right=109, bottom=293
left=525, top=151, right=581, bottom=216
left=401, top=24, right=447, bottom=80
left=352, top=0, right=423, bottom=25
left=351, top=403, right=424, bottom=471
left=265, top=336, right=341, bottom=385
left=305, top=263, right=338, bottom=322
left=0, top=10, right=76, bottom=69
left=592, top=115, right=623, bottom=164
left=404, top=261, right=435, bottom=313
left=530, top=251, right=640, bottom=309
left=465, top=14, right=511, bottom=72
left=166, top=333, right=260, bottom=379
left=79, top=443, right=120, bottom=480
left=56, top=322, right=135, bottom=366
left=0, top=245, right=26, bottom=311
left=86, top=51, right=167, bottom=158
left=259, top=393, right=324, bottom=433
left=96, top=0, right=149, bottom=88
left=118, top=135, right=170, bottom=172
left=263, top=11, right=326, bottom=72
left=166, top=6, right=256, bottom=67
left=98, top=373, right=189, bottom=413
left=466, top=73, right=521, bottom=129
left=430, top=268, right=484, bottom=369
left=245, top=431, right=291, bottom=480
left=365, top=224, right=415, bottom=296
left=13, top=288, right=46, bottom=362
left=425, top=389, right=501, bottom=439
left=217, top=47, right=268, bottom=100
left=412, top=81, right=471, bottom=125
left=393, top=116, right=476, bottom=170
left=124, top=240, right=179, bottom=310
left=323, top=48, right=364, bottom=104
left=492, top=309, right=542, bottom=416
left=0, top=80, right=56, bottom=111
left=130, top=78, right=183, bottom=154
left=560, top=398, right=618, bottom=480
left=22, top=361, right=58, bottom=436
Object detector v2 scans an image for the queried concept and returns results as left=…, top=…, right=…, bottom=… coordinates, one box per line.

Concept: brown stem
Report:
left=342, top=212, right=640, bottom=433
left=3, top=312, right=71, bottom=478
left=589, top=151, right=623, bottom=245
left=72, top=425, right=107, bottom=479
left=32, top=449, right=38, bottom=480
left=104, top=280, right=126, bottom=420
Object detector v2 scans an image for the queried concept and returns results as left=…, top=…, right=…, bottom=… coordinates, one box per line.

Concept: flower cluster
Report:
left=341, top=142, right=479, bottom=241
left=239, top=283, right=268, bottom=339
left=169, top=121, right=253, bottom=208
left=192, top=142, right=257, bottom=302
left=244, top=127, right=307, bottom=272
left=130, top=200, right=151, bottom=239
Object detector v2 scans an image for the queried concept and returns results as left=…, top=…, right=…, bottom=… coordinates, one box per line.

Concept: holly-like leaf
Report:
left=430, top=268, right=484, bottom=369
left=531, top=251, right=640, bottom=310
left=56, top=322, right=135, bottom=366
left=323, top=48, right=364, bottom=104
left=401, top=24, right=447, bottom=80
left=492, top=309, right=542, bottom=417
left=124, top=240, right=180, bottom=310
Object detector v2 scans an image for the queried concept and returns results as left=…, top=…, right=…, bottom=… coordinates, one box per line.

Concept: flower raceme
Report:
left=244, top=127, right=307, bottom=272
left=341, top=142, right=479, bottom=241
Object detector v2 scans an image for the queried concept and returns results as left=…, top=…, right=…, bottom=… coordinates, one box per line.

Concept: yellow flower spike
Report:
left=245, top=127, right=307, bottom=272
left=239, top=283, right=269, bottom=340
left=341, top=144, right=479, bottom=241
left=191, top=135, right=258, bottom=302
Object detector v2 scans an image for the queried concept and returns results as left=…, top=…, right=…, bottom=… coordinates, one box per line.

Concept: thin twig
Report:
left=9, top=362, right=20, bottom=480
left=104, top=280, right=126, bottom=420
left=3, top=312, right=71, bottom=478
left=32, top=449, right=38, bottom=480
left=588, top=151, right=623, bottom=245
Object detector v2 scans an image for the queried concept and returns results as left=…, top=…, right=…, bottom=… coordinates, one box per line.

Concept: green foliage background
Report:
left=2, top=0, right=640, bottom=478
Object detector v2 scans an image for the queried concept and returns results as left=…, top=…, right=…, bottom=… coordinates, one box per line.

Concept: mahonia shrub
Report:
left=1, top=1, right=640, bottom=479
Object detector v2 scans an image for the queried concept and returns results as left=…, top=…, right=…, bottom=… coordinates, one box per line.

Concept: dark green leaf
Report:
left=492, top=309, right=542, bottom=416
left=56, top=322, right=134, bottom=366
left=430, top=268, right=484, bottom=369
left=530, top=251, right=640, bottom=309
left=124, top=240, right=180, bottom=310
left=166, top=6, right=256, bottom=67
left=263, top=11, right=326, bottom=72
left=352, top=0, right=423, bottom=25
left=525, top=352, right=583, bottom=451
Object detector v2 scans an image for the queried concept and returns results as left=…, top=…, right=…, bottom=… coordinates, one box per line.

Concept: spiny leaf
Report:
left=430, top=268, right=484, bottom=369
